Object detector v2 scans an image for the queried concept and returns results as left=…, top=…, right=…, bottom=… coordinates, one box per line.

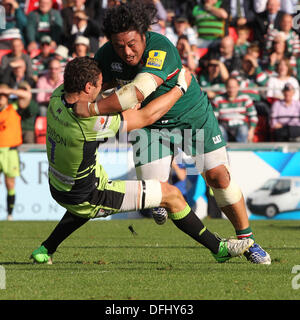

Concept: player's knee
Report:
left=5, top=177, right=15, bottom=190
left=160, top=182, right=184, bottom=207
left=205, top=165, right=242, bottom=208
left=205, top=165, right=230, bottom=189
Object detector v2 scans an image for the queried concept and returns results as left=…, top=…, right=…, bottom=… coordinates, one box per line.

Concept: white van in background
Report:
left=246, top=177, right=300, bottom=218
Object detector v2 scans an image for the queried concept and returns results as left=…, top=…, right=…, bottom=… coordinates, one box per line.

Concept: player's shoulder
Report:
left=144, top=31, right=179, bottom=71
left=146, top=31, right=175, bottom=51
left=94, top=41, right=115, bottom=62
left=50, top=84, right=64, bottom=101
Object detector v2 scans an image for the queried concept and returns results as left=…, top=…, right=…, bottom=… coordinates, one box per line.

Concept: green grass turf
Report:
left=0, top=218, right=299, bottom=300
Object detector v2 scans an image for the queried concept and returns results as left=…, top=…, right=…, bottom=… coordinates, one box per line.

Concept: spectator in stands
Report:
left=164, top=15, right=198, bottom=56
left=25, top=0, right=63, bottom=54
left=265, top=14, right=300, bottom=57
left=229, top=0, right=256, bottom=28
left=61, top=9, right=102, bottom=54
left=61, top=0, right=104, bottom=50
left=280, top=0, right=298, bottom=15
left=237, top=54, right=271, bottom=120
left=16, top=81, right=40, bottom=144
left=213, top=36, right=242, bottom=76
left=253, top=0, right=296, bottom=13
left=176, top=35, right=198, bottom=74
left=146, top=0, right=168, bottom=34
left=254, top=0, right=285, bottom=46
left=263, top=33, right=296, bottom=74
left=36, top=58, right=63, bottom=116
left=270, top=83, right=300, bottom=141
left=0, top=80, right=31, bottom=109
left=234, top=24, right=251, bottom=58
left=24, top=0, right=63, bottom=13
left=61, top=0, right=103, bottom=35
left=238, top=54, right=269, bottom=89
left=53, top=45, right=70, bottom=71
left=72, top=35, right=91, bottom=58
left=192, top=0, right=230, bottom=49
left=253, top=0, right=268, bottom=13
left=198, top=58, right=229, bottom=99
left=266, top=57, right=300, bottom=102
left=1, top=38, right=34, bottom=79
left=161, top=0, right=195, bottom=23
left=254, top=0, right=297, bottom=14
left=0, top=81, right=38, bottom=144
left=247, top=42, right=262, bottom=63
left=0, top=0, right=27, bottom=42
left=0, top=83, right=24, bottom=220
left=31, top=35, right=55, bottom=81
left=2, top=57, right=36, bottom=89
left=212, top=77, right=258, bottom=143
left=0, top=29, right=22, bottom=50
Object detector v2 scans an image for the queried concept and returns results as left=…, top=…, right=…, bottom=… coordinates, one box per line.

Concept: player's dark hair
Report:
left=64, top=57, right=101, bottom=93
left=102, top=1, right=158, bottom=39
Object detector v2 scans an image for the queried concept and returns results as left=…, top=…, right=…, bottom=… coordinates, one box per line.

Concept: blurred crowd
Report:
left=1, top=0, right=300, bottom=144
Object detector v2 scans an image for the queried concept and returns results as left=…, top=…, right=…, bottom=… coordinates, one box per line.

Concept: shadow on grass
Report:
left=0, top=259, right=251, bottom=270
left=64, top=245, right=203, bottom=250
left=267, top=224, right=300, bottom=230
left=0, top=262, right=33, bottom=265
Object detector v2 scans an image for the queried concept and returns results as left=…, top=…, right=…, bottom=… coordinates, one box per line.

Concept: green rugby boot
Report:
left=212, top=238, right=254, bottom=263
left=30, top=245, right=53, bottom=264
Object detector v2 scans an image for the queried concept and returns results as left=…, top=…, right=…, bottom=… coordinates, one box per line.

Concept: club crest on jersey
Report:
left=111, top=62, right=123, bottom=73
left=93, top=116, right=111, bottom=132
left=145, top=50, right=166, bottom=70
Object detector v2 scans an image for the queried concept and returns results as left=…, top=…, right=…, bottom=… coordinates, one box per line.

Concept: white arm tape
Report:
left=115, top=82, right=139, bottom=111
left=132, top=72, right=158, bottom=99
left=88, top=102, right=100, bottom=116
left=115, top=73, right=158, bottom=111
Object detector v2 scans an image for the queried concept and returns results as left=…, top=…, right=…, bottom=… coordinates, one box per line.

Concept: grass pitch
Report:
left=0, top=218, right=299, bottom=300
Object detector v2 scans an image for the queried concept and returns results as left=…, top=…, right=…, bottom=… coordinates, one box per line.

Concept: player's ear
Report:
left=84, top=82, right=93, bottom=94
left=141, top=33, right=146, bottom=45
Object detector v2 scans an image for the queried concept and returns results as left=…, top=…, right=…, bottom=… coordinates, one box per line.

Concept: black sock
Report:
left=42, top=211, right=89, bottom=254
left=7, top=194, right=15, bottom=215
left=170, top=205, right=220, bottom=254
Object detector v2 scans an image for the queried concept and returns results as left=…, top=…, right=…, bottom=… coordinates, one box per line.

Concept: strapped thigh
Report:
left=119, top=180, right=162, bottom=212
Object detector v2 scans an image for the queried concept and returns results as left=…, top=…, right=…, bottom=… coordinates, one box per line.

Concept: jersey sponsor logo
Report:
left=212, top=134, right=222, bottom=144
left=145, top=50, right=166, bottom=70
left=111, top=62, right=123, bottom=73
